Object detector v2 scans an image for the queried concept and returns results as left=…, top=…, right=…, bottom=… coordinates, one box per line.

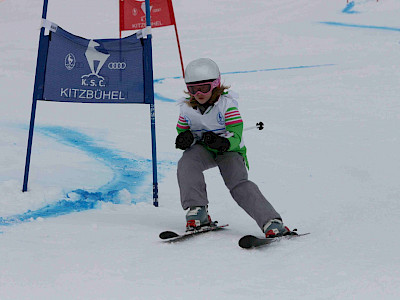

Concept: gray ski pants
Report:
left=177, top=144, right=281, bottom=230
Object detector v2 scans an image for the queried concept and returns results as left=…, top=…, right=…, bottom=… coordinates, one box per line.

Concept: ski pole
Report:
left=244, top=121, right=264, bottom=132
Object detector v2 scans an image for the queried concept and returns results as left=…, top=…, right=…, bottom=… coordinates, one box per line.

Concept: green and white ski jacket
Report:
left=176, top=91, right=249, bottom=168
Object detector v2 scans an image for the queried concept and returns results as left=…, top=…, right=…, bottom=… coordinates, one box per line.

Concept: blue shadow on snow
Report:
left=342, top=1, right=359, bottom=14
left=154, top=92, right=176, bottom=103
left=320, top=22, right=400, bottom=32
left=0, top=126, right=171, bottom=226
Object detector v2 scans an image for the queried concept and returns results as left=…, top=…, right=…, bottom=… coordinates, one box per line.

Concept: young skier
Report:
left=175, top=58, right=291, bottom=238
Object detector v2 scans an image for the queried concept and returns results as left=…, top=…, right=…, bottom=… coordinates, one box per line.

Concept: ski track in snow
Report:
left=0, top=125, right=172, bottom=227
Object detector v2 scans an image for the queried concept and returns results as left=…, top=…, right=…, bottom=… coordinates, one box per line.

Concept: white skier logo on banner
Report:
left=84, top=40, right=110, bottom=79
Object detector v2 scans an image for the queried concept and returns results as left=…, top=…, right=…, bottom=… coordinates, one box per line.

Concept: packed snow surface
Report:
left=1, top=0, right=399, bottom=299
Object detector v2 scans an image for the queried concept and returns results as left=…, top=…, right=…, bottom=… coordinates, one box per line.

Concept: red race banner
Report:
left=120, top=0, right=175, bottom=31
left=120, top=0, right=185, bottom=78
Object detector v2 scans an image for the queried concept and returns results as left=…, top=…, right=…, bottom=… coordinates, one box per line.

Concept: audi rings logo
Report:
left=108, top=62, right=126, bottom=70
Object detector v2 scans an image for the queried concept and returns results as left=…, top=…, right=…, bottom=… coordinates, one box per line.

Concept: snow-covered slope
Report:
left=1, top=0, right=400, bottom=299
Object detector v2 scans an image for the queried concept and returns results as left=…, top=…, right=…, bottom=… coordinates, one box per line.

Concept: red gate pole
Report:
left=119, top=0, right=124, bottom=38
left=168, top=0, right=185, bottom=78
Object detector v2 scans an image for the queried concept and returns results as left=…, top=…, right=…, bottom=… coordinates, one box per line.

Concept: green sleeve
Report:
left=224, top=106, right=244, bottom=151
left=225, top=106, right=248, bottom=168
left=226, top=122, right=243, bottom=151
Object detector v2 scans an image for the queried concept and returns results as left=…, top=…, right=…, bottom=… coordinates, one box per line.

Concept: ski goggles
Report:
left=186, top=77, right=221, bottom=96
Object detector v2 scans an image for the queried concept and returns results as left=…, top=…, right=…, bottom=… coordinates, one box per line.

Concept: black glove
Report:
left=175, top=130, right=194, bottom=150
left=202, top=131, right=230, bottom=153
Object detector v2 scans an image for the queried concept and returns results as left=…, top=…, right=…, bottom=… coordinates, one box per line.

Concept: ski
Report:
left=238, top=231, right=310, bottom=249
left=159, top=223, right=229, bottom=243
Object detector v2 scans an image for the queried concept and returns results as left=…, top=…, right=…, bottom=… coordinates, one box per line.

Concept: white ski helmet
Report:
left=184, top=58, right=220, bottom=84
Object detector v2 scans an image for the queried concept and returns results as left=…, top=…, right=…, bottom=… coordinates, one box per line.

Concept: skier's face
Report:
left=194, top=90, right=212, bottom=104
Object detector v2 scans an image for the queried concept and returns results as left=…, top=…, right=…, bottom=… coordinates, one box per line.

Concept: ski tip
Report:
left=238, top=235, right=258, bottom=249
left=159, top=231, right=179, bottom=240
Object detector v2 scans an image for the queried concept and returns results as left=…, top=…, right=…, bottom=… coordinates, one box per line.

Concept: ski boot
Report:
left=186, top=206, right=212, bottom=231
left=263, top=219, right=290, bottom=238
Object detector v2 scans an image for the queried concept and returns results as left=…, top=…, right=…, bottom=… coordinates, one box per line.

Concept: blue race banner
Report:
left=42, top=24, right=147, bottom=103
left=24, top=10, right=158, bottom=207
